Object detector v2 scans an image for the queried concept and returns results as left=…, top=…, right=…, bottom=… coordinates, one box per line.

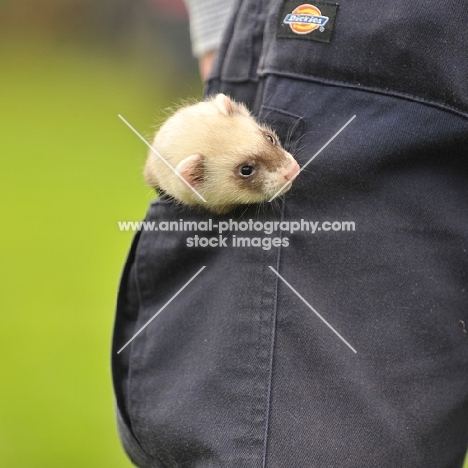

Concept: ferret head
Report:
left=145, top=94, right=300, bottom=213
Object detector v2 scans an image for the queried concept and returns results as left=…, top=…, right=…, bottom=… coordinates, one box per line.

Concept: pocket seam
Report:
left=260, top=67, right=468, bottom=121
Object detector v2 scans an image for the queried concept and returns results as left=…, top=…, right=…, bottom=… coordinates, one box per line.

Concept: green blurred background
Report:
left=0, top=0, right=201, bottom=466
left=0, top=1, right=466, bottom=467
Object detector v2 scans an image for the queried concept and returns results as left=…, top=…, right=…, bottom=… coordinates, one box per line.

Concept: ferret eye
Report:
left=264, top=133, right=276, bottom=145
left=239, top=165, right=255, bottom=177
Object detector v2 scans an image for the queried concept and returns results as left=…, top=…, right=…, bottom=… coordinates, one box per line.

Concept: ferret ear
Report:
left=215, top=94, right=235, bottom=116
left=176, top=154, right=205, bottom=187
left=214, top=93, right=250, bottom=117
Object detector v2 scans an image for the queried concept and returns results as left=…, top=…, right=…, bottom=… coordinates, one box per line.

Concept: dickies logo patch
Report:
left=277, top=0, right=338, bottom=44
left=283, top=4, right=329, bottom=35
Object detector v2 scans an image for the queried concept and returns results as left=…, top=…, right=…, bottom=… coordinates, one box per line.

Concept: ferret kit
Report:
left=144, top=94, right=300, bottom=214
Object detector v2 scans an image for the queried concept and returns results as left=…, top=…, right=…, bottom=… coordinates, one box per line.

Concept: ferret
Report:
left=144, top=93, right=300, bottom=214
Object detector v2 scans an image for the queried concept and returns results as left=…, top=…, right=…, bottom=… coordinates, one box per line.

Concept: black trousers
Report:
left=112, top=0, right=468, bottom=466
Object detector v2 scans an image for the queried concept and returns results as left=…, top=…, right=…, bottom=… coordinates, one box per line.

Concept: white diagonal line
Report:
left=118, top=114, right=207, bottom=203
left=268, top=115, right=356, bottom=202
left=269, top=266, right=357, bottom=354
left=117, top=266, right=206, bottom=354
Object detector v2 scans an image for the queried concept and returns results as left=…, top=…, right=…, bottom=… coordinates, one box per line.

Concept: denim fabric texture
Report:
left=112, top=0, right=468, bottom=466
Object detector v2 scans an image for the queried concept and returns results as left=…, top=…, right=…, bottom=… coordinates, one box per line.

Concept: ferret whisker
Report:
left=300, top=168, right=313, bottom=175
left=292, top=145, right=308, bottom=160
left=291, top=129, right=319, bottom=151
left=260, top=109, right=274, bottom=122
left=255, top=204, right=263, bottom=219
left=285, top=118, right=302, bottom=148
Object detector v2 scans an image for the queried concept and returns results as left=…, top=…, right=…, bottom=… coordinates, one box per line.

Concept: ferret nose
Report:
left=284, top=160, right=300, bottom=181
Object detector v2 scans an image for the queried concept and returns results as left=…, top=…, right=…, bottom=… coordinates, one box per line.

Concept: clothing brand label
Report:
left=277, top=1, right=338, bottom=43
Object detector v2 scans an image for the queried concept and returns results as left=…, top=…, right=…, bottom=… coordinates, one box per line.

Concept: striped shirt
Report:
left=183, top=0, right=236, bottom=57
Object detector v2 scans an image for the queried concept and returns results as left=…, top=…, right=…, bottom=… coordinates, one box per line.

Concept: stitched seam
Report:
left=259, top=68, right=468, bottom=120
left=260, top=105, right=303, bottom=121
left=129, top=221, right=176, bottom=468
left=262, top=199, right=286, bottom=468
left=248, top=0, right=267, bottom=80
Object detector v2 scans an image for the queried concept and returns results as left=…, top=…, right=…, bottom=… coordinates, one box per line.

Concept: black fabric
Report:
left=112, top=0, right=468, bottom=466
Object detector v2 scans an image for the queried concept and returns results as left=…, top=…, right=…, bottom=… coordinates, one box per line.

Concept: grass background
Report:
left=0, top=1, right=466, bottom=467
left=0, top=1, right=201, bottom=464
